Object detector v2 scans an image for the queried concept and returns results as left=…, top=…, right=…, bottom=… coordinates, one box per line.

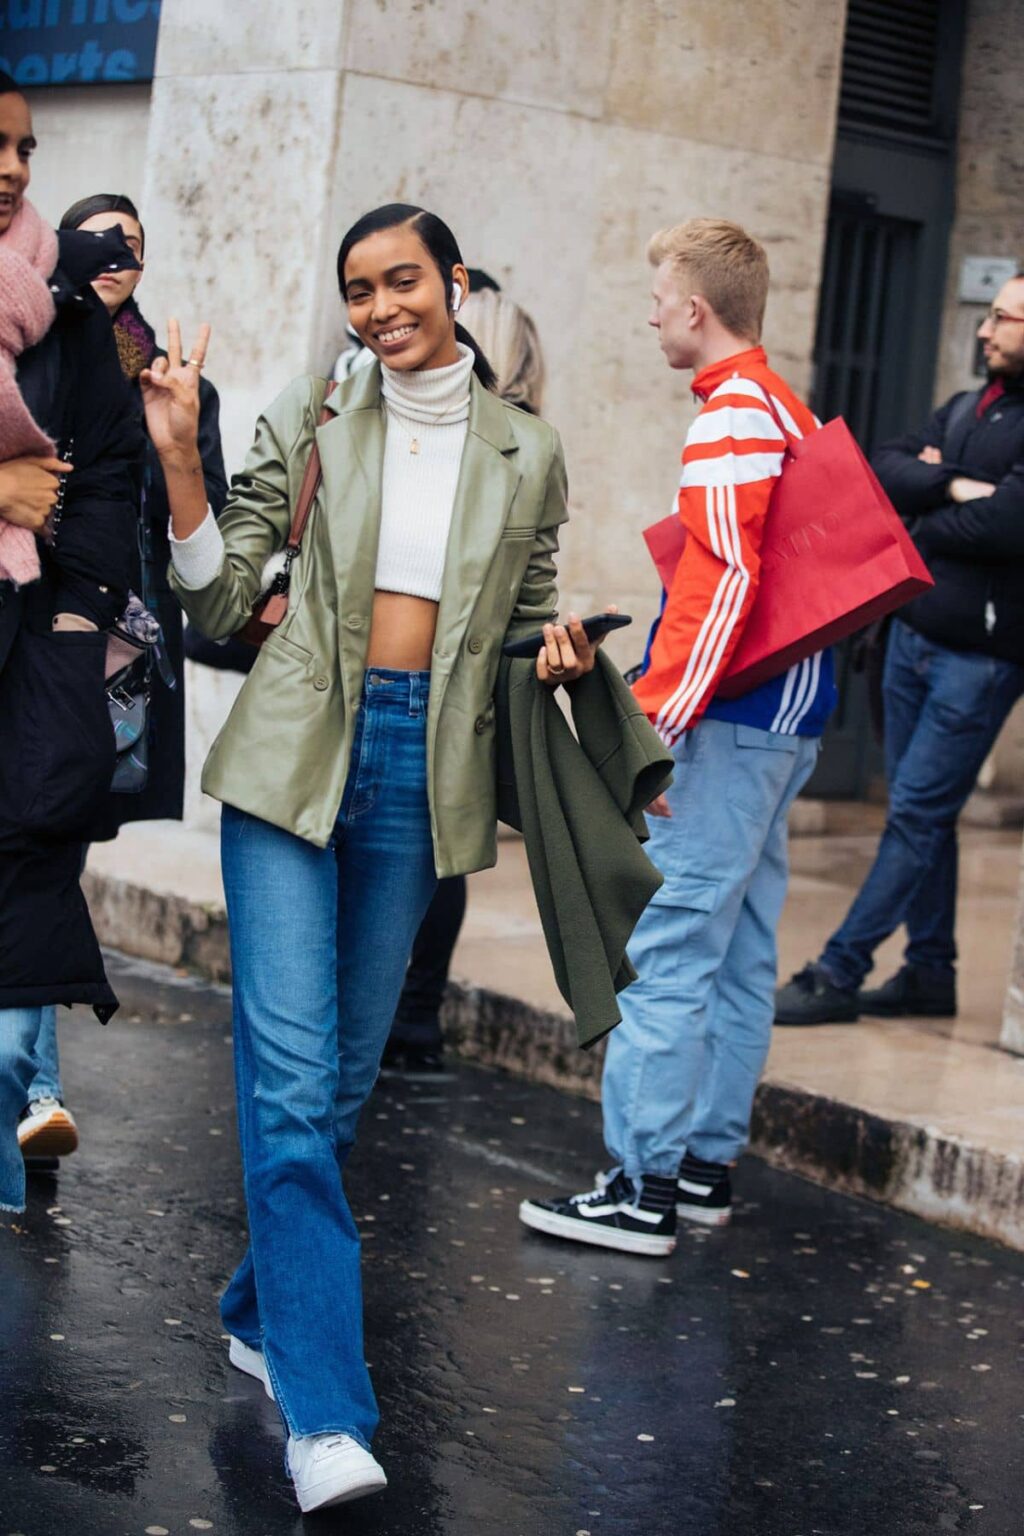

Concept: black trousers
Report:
left=390, top=875, right=467, bottom=1050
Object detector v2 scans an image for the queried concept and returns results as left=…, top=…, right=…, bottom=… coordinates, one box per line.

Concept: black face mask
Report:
left=56, top=223, right=141, bottom=293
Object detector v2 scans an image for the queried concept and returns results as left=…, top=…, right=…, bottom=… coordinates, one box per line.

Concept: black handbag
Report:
left=106, top=647, right=151, bottom=794
left=103, top=482, right=171, bottom=795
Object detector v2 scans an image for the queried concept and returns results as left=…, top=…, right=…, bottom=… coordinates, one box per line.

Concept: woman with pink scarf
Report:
left=0, top=71, right=142, bottom=1213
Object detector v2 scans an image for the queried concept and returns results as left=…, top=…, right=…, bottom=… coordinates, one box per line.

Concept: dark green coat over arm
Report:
left=495, top=650, right=674, bottom=1047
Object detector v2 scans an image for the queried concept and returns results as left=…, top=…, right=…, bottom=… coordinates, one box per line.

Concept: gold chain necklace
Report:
left=383, top=394, right=468, bottom=456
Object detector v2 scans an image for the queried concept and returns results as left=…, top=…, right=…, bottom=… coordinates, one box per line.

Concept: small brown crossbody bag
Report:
left=236, top=382, right=336, bottom=647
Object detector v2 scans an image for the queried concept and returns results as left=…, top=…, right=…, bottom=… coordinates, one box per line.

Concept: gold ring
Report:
left=186, top=358, right=203, bottom=369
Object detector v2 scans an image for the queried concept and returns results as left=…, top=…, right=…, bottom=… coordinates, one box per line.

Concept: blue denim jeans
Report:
left=602, top=718, right=818, bottom=1173
left=0, top=1006, right=44, bottom=1211
left=822, top=621, right=1024, bottom=990
left=27, top=1005, right=62, bottom=1102
left=219, top=670, right=437, bottom=1448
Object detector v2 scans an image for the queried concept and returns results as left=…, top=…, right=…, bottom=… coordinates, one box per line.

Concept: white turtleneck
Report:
left=376, top=343, right=473, bottom=601
left=169, top=345, right=475, bottom=602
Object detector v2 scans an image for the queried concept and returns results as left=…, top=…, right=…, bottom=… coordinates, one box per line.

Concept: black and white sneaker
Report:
left=676, top=1152, right=732, bottom=1227
left=519, top=1169, right=677, bottom=1256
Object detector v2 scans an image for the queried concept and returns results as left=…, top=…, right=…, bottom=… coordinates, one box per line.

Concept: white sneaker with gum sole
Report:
left=18, top=1097, right=78, bottom=1158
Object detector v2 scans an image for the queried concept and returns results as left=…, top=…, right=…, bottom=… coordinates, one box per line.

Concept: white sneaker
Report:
left=228, top=1336, right=275, bottom=1400
left=287, top=1432, right=387, bottom=1512
left=17, top=1097, right=78, bottom=1158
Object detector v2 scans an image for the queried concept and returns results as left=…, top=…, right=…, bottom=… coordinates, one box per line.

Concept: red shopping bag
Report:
left=643, top=416, right=933, bottom=699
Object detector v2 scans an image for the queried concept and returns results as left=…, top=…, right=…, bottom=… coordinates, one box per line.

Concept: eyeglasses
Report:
left=981, top=308, right=1024, bottom=327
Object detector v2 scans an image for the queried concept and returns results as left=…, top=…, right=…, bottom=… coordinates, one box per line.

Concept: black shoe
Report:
left=676, top=1152, right=732, bottom=1227
left=378, top=1040, right=454, bottom=1082
left=774, top=963, right=860, bottom=1026
left=519, top=1169, right=677, bottom=1256
left=858, top=964, right=956, bottom=1019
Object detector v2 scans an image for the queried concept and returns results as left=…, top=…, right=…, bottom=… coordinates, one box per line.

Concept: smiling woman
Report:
left=140, top=200, right=610, bottom=1515
left=335, top=206, right=499, bottom=669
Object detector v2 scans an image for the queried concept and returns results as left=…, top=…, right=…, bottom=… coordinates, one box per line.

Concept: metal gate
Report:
left=803, top=0, right=965, bottom=799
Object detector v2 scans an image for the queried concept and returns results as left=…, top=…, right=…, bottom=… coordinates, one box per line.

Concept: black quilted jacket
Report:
left=873, top=374, right=1024, bottom=663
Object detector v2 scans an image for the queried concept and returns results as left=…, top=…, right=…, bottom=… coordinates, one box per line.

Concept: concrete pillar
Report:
left=138, top=2, right=351, bottom=829
left=1001, top=829, right=1024, bottom=1055
left=138, top=0, right=349, bottom=468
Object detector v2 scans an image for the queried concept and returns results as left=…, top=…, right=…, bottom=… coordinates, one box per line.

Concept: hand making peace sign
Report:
left=140, top=318, right=212, bottom=462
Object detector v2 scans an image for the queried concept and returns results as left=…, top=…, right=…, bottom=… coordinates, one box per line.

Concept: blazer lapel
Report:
left=434, top=377, right=522, bottom=666
left=315, top=364, right=385, bottom=623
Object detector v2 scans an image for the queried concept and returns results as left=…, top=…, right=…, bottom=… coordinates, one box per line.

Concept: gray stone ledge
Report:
left=84, top=869, right=1024, bottom=1253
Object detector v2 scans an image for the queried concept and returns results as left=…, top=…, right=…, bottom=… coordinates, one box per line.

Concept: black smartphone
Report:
left=501, top=611, right=633, bottom=659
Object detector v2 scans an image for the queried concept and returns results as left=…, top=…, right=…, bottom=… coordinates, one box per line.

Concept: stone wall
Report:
left=28, top=83, right=151, bottom=226
left=132, top=0, right=847, bottom=821
left=325, top=0, right=848, bottom=640
left=140, top=0, right=849, bottom=615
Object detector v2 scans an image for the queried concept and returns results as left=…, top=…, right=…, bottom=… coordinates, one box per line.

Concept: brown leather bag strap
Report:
left=284, top=380, right=336, bottom=554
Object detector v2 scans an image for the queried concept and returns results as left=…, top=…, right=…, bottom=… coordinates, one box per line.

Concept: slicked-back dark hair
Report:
left=337, top=203, right=497, bottom=391
left=60, top=192, right=145, bottom=257
left=0, top=70, right=21, bottom=95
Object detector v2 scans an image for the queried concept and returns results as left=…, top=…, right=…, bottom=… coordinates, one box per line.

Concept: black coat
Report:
left=90, top=363, right=228, bottom=838
left=873, top=375, right=1024, bottom=664
left=0, top=274, right=142, bottom=1020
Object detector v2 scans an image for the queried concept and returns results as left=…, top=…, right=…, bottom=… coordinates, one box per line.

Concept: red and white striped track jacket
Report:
left=633, top=345, right=836, bottom=747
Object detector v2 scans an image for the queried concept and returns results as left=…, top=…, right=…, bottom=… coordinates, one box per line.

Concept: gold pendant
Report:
left=410, top=438, right=420, bottom=455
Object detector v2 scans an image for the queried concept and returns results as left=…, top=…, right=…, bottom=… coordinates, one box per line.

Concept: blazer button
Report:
left=474, top=715, right=487, bottom=733
left=468, top=637, right=483, bottom=654
left=346, top=614, right=364, bottom=630
left=314, top=675, right=329, bottom=691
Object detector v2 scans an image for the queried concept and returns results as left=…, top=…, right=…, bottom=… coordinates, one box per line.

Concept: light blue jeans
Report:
left=602, top=718, right=818, bottom=1174
left=24, top=841, right=87, bottom=1108
left=218, top=670, right=437, bottom=1450
left=27, top=1005, right=62, bottom=1102
left=0, top=1006, right=44, bottom=1211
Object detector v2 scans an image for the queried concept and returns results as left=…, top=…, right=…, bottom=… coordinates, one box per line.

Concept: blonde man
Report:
left=521, top=219, right=835, bottom=1255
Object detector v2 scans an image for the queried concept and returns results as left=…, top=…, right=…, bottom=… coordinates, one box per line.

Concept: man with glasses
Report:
left=777, top=274, right=1024, bottom=1026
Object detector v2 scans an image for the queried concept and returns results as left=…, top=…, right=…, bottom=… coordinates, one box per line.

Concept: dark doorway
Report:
left=805, top=0, right=966, bottom=799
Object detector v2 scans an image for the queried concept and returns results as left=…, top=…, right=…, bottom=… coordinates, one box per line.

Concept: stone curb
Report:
left=84, top=870, right=1024, bottom=1253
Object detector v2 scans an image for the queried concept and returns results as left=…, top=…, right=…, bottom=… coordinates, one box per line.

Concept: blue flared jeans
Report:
left=218, top=669, right=437, bottom=1448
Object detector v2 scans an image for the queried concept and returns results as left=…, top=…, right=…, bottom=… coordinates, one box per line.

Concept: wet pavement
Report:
left=1, top=953, right=1023, bottom=1536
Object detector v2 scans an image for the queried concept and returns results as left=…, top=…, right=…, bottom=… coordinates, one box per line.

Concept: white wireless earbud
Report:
left=451, top=284, right=463, bottom=314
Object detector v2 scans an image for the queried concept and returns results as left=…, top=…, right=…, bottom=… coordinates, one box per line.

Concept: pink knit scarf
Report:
left=0, top=199, right=58, bottom=586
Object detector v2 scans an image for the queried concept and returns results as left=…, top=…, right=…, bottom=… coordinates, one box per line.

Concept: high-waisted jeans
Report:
left=219, top=669, right=437, bottom=1448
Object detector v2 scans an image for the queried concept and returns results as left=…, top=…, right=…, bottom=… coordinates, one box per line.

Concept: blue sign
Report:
left=0, top=1, right=161, bottom=87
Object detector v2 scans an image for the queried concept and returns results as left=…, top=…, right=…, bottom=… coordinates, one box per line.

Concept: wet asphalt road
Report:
left=1, top=952, right=1022, bottom=1536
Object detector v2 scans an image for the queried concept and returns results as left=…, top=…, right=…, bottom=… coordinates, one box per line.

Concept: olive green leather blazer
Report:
left=169, top=362, right=568, bottom=876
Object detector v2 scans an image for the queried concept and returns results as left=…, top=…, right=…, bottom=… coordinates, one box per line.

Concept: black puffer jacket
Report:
left=0, top=256, right=142, bottom=1020
left=873, top=374, right=1024, bottom=663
